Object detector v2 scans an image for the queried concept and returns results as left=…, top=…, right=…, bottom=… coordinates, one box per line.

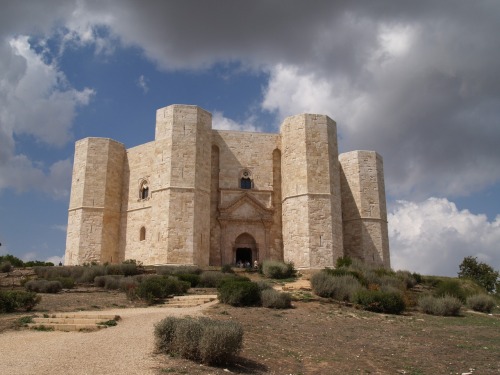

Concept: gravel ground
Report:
left=0, top=302, right=217, bottom=375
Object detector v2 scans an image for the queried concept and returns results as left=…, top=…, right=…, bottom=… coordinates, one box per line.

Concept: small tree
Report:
left=458, top=256, right=499, bottom=293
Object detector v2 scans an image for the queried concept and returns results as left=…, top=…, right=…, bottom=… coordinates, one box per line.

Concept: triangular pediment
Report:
left=219, top=193, right=273, bottom=222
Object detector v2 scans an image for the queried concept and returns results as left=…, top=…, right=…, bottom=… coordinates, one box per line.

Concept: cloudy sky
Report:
left=0, top=1, right=499, bottom=276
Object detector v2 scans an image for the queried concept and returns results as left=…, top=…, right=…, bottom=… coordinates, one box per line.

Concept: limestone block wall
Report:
left=65, top=138, right=125, bottom=265
left=339, top=150, right=390, bottom=268
left=281, top=114, right=343, bottom=268
left=211, top=130, right=282, bottom=265
left=150, top=105, right=212, bottom=265
left=118, top=142, right=154, bottom=263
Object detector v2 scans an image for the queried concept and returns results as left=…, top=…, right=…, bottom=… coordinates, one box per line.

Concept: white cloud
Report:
left=389, top=198, right=500, bottom=276
left=137, top=74, right=149, bottom=93
left=0, top=35, right=92, bottom=195
left=212, top=111, right=262, bottom=132
left=46, top=255, right=64, bottom=265
left=51, top=224, right=68, bottom=232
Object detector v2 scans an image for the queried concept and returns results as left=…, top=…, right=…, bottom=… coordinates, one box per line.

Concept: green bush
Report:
left=77, top=265, right=107, bottom=283
left=412, top=272, right=423, bottom=284
left=355, top=289, right=406, bottom=314
left=311, top=273, right=362, bottom=302
left=54, top=277, right=75, bottom=289
left=434, top=279, right=467, bottom=302
left=418, top=295, right=462, bottom=316
left=1, top=261, right=12, bottom=273
left=105, top=263, right=140, bottom=276
left=155, top=316, right=243, bottom=365
left=199, top=271, right=236, bottom=287
left=95, top=275, right=122, bottom=290
left=0, top=290, right=40, bottom=312
left=176, top=273, right=200, bottom=287
left=25, top=279, right=62, bottom=293
left=458, top=256, right=499, bottom=293
left=262, top=260, right=296, bottom=279
left=218, top=280, right=261, bottom=306
left=156, top=265, right=202, bottom=276
left=135, top=276, right=189, bottom=304
left=0, top=254, right=24, bottom=267
left=336, top=256, right=352, bottom=268
left=221, top=264, right=235, bottom=274
left=466, top=294, right=496, bottom=313
left=396, top=270, right=417, bottom=289
left=261, top=289, right=292, bottom=309
left=255, top=280, right=273, bottom=291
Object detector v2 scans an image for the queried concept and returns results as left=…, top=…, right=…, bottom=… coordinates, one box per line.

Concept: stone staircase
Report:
left=164, top=294, right=218, bottom=308
left=28, top=313, right=120, bottom=332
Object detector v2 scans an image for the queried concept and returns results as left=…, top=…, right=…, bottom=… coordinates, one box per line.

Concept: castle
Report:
left=65, top=104, right=390, bottom=269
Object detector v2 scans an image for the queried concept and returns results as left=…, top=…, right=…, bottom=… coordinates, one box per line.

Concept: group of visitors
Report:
left=236, top=260, right=259, bottom=269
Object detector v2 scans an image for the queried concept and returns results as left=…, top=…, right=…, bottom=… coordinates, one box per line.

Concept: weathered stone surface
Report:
left=65, top=104, right=390, bottom=268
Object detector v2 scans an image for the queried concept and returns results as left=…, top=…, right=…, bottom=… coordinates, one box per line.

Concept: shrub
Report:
left=262, top=260, right=296, bottom=279
left=412, top=272, right=423, bottom=284
left=419, top=295, right=462, bottom=316
left=0, top=290, right=40, bottom=312
left=176, top=273, right=200, bottom=287
left=77, top=265, right=107, bottom=283
left=396, top=270, right=417, bottom=289
left=311, top=273, right=362, bottom=302
left=0, top=254, right=24, bottom=267
left=434, top=279, right=467, bottom=302
left=156, top=265, right=202, bottom=276
left=466, top=294, right=496, bottom=313
left=120, top=276, right=139, bottom=298
left=336, top=256, right=352, bottom=268
left=199, top=271, right=236, bottom=288
left=355, top=289, right=406, bottom=314
left=95, top=275, right=122, bottom=290
left=135, top=276, right=189, bottom=304
left=155, top=316, right=243, bottom=365
left=458, top=256, right=499, bottom=293
left=106, top=263, right=140, bottom=276
left=54, top=277, right=75, bottom=289
left=261, top=289, right=292, bottom=309
left=1, top=261, right=12, bottom=273
left=218, top=280, right=261, bottom=306
left=25, top=279, right=62, bottom=293
left=221, top=264, right=235, bottom=273
left=255, top=280, right=273, bottom=291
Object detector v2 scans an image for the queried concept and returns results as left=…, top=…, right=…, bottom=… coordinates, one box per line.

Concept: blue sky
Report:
left=1, top=1, right=499, bottom=276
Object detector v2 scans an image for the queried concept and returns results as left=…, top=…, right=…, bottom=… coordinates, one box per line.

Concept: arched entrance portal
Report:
left=234, top=233, right=257, bottom=265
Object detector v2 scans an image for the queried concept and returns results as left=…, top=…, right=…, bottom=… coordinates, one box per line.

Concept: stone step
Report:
left=32, top=317, right=110, bottom=325
left=164, top=295, right=217, bottom=308
left=27, top=323, right=107, bottom=332
left=27, top=313, right=120, bottom=332
left=45, top=313, right=120, bottom=320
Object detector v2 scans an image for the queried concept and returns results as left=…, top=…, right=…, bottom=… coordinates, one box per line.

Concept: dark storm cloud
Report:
left=1, top=0, right=500, bottom=198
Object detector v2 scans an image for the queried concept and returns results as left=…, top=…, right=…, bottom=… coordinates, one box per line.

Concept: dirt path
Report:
left=0, top=301, right=217, bottom=375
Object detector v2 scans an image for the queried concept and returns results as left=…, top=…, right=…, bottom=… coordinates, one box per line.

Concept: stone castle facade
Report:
left=65, top=104, right=390, bottom=269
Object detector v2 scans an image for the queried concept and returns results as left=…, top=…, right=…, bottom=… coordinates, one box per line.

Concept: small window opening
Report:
left=240, top=177, right=252, bottom=189
left=140, top=181, right=149, bottom=200
left=140, top=227, right=146, bottom=241
left=240, top=170, right=252, bottom=189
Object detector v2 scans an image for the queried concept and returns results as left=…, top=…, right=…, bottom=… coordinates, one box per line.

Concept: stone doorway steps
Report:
left=164, top=294, right=217, bottom=308
left=28, top=313, right=120, bottom=332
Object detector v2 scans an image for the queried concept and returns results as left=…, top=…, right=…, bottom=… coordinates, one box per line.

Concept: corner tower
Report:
left=65, top=138, right=125, bottom=265
left=339, top=151, right=390, bottom=268
left=150, top=105, right=212, bottom=266
left=280, top=114, right=344, bottom=268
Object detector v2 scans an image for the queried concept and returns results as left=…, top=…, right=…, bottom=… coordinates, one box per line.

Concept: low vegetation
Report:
left=154, top=316, right=243, bottom=365
left=418, top=295, right=462, bottom=316
left=0, top=290, right=40, bottom=313
left=260, top=289, right=292, bottom=309
left=466, top=294, right=496, bottom=313
left=25, top=279, right=63, bottom=294
left=218, top=279, right=261, bottom=307
left=261, top=260, right=296, bottom=279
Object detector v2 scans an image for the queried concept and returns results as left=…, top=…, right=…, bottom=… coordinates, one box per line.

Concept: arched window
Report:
left=240, top=169, right=252, bottom=189
left=139, top=180, right=149, bottom=200
left=140, top=227, right=146, bottom=241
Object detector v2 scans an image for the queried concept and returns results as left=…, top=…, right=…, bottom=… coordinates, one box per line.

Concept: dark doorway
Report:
left=236, top=248, right=252, bottom=264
